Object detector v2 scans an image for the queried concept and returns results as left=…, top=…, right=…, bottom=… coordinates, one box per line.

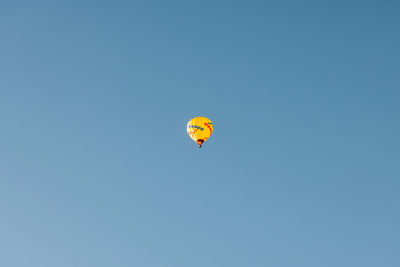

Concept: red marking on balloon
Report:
left=189, top=129, right=198, bottom=138
left=204, top=123, right=213, bottom=135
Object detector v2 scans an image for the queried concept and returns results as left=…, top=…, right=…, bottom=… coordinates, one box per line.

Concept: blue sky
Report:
left=1, top=1, right=399, bottom=266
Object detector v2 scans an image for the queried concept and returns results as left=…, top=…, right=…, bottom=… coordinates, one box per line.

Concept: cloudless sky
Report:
left=1, top=1, right=399, bottom=266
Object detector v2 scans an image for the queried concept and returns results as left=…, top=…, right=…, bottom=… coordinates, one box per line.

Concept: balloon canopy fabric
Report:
left=187, top=117, right=213, bottom=148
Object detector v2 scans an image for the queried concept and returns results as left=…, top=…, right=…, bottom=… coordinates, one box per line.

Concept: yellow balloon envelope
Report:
left=187, top=117, right=213, bottom=148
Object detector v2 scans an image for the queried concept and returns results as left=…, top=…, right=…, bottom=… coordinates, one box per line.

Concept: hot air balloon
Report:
left=187, top=117, right=213, bottom=148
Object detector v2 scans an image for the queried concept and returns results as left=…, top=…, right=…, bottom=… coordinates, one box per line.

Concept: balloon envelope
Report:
left=187, top=117, right=213, bottom=148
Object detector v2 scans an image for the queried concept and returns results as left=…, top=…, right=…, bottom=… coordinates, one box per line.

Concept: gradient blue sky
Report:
left=1, top=1, right=399, bottom=266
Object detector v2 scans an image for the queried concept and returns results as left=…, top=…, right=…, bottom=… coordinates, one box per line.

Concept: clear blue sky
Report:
left=1, top=1, right=399, bottom=266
